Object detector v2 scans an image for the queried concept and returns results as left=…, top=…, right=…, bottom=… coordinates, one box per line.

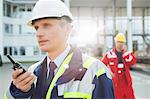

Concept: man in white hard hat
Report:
left=101, top=33, right=136, bottom=99
left=5, top=0, right=114, bottom=99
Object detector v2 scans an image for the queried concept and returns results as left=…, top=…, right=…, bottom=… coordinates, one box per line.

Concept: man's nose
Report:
left=36, top=28, right=45, bottom=36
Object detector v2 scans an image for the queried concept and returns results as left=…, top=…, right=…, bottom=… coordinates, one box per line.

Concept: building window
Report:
left=10, top=24, right=13, bottom=33
left=12, top=5, right=18, bottom=18
left=27, top=5, right=32, bottom=12
left=4, top=24, right=9, bottom=33
left=13, top=47, right=18, bottom=55
left=9, top=47, right=12, bottom=55
left=13, top=6, right=17, bottom=12
left=19, top=4, right=25, bottom=12
left=4, top=47, right=12, bottom=55
left=6, top=4, right=11, bottom=17
left=19, top=25, right=22, bottom=34
left=4, top=23, right=13, bottom=34
left=33, top=46, right=39, bottom=55
left=4, top=47, right=8, bottom=55
left=19, top=7, right=25, bottom=12
left=3, top=3, right=6, bottom=16
left=4, top=47, right=18, bottom=56
left=20, top=46, right=25, bottom=55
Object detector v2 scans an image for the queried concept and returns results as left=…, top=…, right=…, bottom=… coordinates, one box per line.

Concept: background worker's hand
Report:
left=12, top=69, right=36, bottom=92
left=121, top=44, right=127, bottom=53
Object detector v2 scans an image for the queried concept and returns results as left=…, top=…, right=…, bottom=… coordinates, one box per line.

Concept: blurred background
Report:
left=0, top=0, right=150, bottom=99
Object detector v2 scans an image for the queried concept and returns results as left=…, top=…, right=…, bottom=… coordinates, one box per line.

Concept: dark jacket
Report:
left=9, top=48, right=114, bottom=99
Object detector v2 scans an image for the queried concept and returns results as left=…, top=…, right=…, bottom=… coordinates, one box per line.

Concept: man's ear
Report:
left=66, top=23, right=73, bottom=35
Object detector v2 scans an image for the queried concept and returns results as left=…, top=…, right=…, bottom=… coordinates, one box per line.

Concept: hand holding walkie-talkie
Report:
left=7, top=55, right=36, bottom=92
left=7, top=55, right=26, bottom=75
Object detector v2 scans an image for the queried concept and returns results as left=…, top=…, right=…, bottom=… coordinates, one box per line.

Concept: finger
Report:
left=26, top=74, right=36, bottom=86
left=21, top=77, right=35, bottom=92
left=14, top=73, right=35, bottom=91
left=21, top=84, right=32, bottom=92
left=27, top=76, right=35, bottom=85
left=20, top=74, right=34, bottom=86
left=24, top=75, right=36, bottom=87
left=16, top=72, right=31, bottom=83
left=12, top=69, right=23, bottom=79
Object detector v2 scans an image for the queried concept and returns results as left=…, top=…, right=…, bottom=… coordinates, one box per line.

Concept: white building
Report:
left=0, top=0, right=43, bottom=62
left=0, top=0, right=150, bottom=63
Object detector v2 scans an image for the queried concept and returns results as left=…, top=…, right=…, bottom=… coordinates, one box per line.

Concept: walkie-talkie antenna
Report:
left=7, top=54, right=26, bottom=75
left=7, top=54, right=22, bottom=70
left=7, top=55, right=16, bottom=64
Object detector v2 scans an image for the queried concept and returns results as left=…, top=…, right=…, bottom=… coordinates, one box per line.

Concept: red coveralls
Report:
left=101, top=48, right=136, bottom=99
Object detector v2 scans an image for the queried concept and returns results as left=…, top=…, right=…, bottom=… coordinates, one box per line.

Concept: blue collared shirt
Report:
left=46, top=45, right=71, bottom=78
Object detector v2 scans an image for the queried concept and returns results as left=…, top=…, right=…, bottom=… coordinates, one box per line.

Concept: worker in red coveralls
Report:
left=101, top=33, right=136, bottom=99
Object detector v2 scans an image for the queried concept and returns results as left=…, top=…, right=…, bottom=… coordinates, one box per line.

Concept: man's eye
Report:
left=34, top=26, right=39, bottom=30
left=44, top=24, right=51, bottom=29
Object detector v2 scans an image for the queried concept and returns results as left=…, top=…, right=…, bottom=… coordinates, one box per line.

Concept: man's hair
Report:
left=61, top=16, right=72, bottom=23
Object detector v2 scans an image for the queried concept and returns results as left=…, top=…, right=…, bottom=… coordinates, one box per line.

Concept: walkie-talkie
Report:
left=7, top=55, right=26, bottom=75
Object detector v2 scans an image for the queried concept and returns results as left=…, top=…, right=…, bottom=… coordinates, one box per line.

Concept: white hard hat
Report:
left=27, top=0, right=73, bottom=26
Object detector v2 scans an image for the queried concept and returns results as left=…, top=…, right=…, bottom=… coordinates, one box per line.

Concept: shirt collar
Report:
left=47, top=45, right=71, bottom=68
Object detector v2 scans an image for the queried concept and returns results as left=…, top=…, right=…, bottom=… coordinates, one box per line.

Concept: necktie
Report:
left=48, top=62, right=61, bottom=98
left=48, top=61, right=57, bottom=84
left=42, top=61, right=57, bottom=98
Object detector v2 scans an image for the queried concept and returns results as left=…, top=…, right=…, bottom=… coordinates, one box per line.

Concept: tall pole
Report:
left=0, top=0, right=3, bottom=57
left=127, top=0, right=133, bottom=52
left=113, top=0, right=116, bottom=46
left=142, top=8, right=146, bottom=51
left=103, top=8, right=107, bottom=53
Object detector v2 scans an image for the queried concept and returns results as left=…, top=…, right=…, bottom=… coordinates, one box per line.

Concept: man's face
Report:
left=33, top=18, right=71, bottom=53
left=115, top=41, right=125, bottom=51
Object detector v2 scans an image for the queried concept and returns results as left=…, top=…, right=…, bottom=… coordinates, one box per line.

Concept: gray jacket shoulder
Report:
left=82, top=54, right=111, bottom=79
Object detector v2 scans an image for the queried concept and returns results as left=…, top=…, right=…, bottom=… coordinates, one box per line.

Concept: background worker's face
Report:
left=115, top=41, right=126, bottom=51
left=33, top=18, right=71, bottom=53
